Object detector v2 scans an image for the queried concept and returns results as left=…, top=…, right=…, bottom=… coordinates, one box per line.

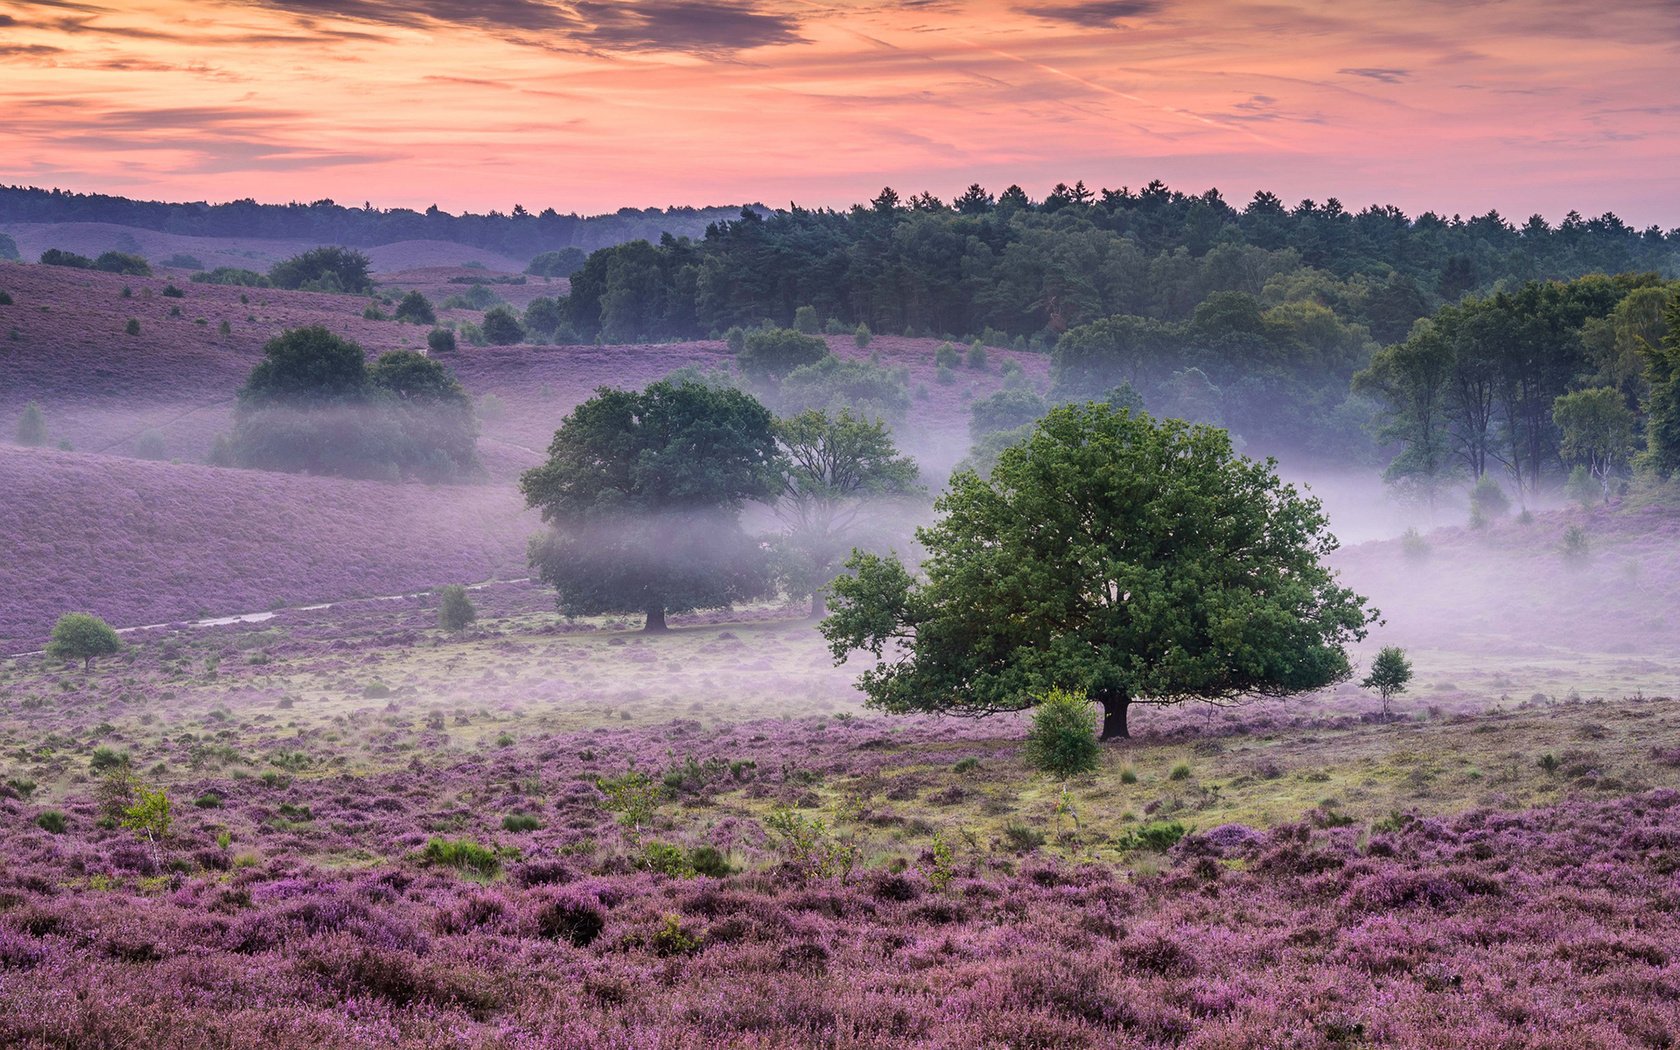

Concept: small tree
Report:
left=394, top=291, right=437, bottom=325
left=437, top=585, right=477, bottom=631
left=853, top=324, right=872, bottom=349
left=1023, top=688, right=1101, bottom=776
left=16, top=401, right=46, bottom=446
left=47, top=612, right=122, bottom=671
left=738, top=328, right=829, bottom=384
left=268, top=246, right=374, bottom=294
left=121, top=784, right=173, bottom=870
left=427, top=327, right=457, bottom=354
left=773, top=409, right=921, bottom=616
left=1360, top=646, right=1412, bottom=718
left=1553, top=387, right=1634, bottom=503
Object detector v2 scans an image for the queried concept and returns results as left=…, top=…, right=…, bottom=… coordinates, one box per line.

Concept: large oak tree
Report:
left=820, top=403, right=1375, bottom=738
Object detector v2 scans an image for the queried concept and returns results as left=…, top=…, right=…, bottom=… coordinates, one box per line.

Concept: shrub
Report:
left=738, top=327, right=828, bottom=383
left=724, top=326, right=747, bottom=354
left=1168, top=762, right=1192, bottom=781
left=134, top=430, right=166, bottom=460
left=651, top=913, right=702, bottom=956
left=90, top=745, right=131, bottom=771
left=394, top=291, right=436, bottom=325
left=421, top=837, right=501, bottom=877
left=523, top=296, right=568, bottom=341
left=1400, top=527, right=1430, bottom=561
left=164, top=253, right=205, bottom=270
left=1126, top=820, right=1189, bottom=852
left=966, top=341, right=989, bottom=370
left=0, top=232, right=16, bottom=261
left=969, top=389, right=1048, bottom=440
left=934, top=342, right=962, bottom=368
left=362, top=304, right=388, bottom=321
left=1469, top=476, right=1509, bottom=521
left=1003, top=822, right=1046, bottom=852
left=125, top=318, right=141, bottom=336
left=935, top=363, right=956, bottom=385
left=40, top=248, right=93, bottom=269
left=793, top=305, right=820, bottom=334
left=436, top=584, right=477, bottom=631
left=192, top=267, right=269, bottom=287
left=1119, top=766, right=1139, bottom=784
left=427, top=328, right=457, bottom=354
left=0, top=290, right=11, bottom=305
left=501, top=813, right=542, bottom=832
left=48, top=612, right=122, bottom=671
left=1023, top=688, right=1101, bottom=777
left=218, top=320, right=231, bottom=336
left=34, top=811, right=67, bottom=834
left=688, top=844, right=732, bottom=877
left=162, top=283, right=185, bottom=298
left=193, top=792, right=223, bottom=809
left=637, top=841, right=695, bottom=877
left=1561, top=524, right=1590, bottom=564
left=481, top=305, right=525, bottom=345
left=853, top=323, right=872, bottom=349
left=95, top=251, right=152, bottom=276
left=16, top=401, right=46, bottom=446
left=778, top=356, right=911, bottom=419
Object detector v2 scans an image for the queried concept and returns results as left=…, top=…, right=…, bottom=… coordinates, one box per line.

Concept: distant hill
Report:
left=0, top=185, right=759, bottom=269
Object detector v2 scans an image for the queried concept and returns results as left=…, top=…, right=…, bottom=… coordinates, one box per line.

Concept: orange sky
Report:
left=3, top=0, right=1677, bottom=223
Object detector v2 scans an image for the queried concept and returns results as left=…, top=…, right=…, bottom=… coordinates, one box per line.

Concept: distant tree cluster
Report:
left=267, top=247, right=374, bottom=294
left=1355, top=275, right=1680, bottom=503
left=39, top=248, right=152, bottom=276
left=228, top=326, right=479, bottom=481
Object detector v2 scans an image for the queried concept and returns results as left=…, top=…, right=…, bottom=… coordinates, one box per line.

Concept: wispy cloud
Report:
left=1018, top=1, right=1162, bottom=28
left=1340, top=67, right=1410, bottom=84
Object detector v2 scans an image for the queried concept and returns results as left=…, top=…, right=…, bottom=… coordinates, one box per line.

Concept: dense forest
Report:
left=0, top=185, right=755, bottom=257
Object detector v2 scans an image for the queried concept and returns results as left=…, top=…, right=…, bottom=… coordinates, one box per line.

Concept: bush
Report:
left=90, top=746, right=130, bottom=772
left=0, top=232, right=17, bottom=261
left=637, top=841, right=695, bottom=877
left=793, top=305, right=820, bottom=334
left=35, top=811, right=67, bottom=834
left=0, top=290, right=11, bottom=305
left=651, top=913, right=702, bottom=956
left=48, top=613, right=122, bottom=671
left=534, top=895, right=605, bottom=946
left=192, top=267, right=270, bottom=288
left=778, top=356, right=911, bottom=419
left=1003, top=822, right=1046, bottom=852
left=95, top=251, right=152, bottom=277
left=1125, top=820, right=1189, bottom=852
left=436, top=584, right=477, bottom=631
left=523, top=296, right=568, bottom=342
left=853, top=323, right=872, bottom=349
left=724, top=326, right=747, bottom=354
left=427, top=328, right=457, bottom=354
left=16, top=402, right=46, bottom=446
left=1400, top=527, right=1430, bottom=561
left=40, top=248, right=94, bottom=269
left=934, top=342, right=962, bottom=368
left=269, top=246, right=374, bottom=294
left=125, top=318, right=140, bottom=336
left=1562, top=524, right=1590, bottom=564
left=134, top=430, right=166, bottom=460
left=481, top=305, right=525, bottom=345
left=162, top=283, right=185, bottom=298
left=1023, top=688, right=1101, bottom=777
left=967, top=341, right=989, bottom=370
left=421, top=837, right=500, bottom=877
left=738, top=327, right=828, bottom=383
left=1469, top=476, right=1509, bottom=521
left=164, top=253, right=205, bottom=270
left=688, top=844, right=732, bottom=877
left=394, top=291, right=436, bottom=325
left=1169, top=762, right=1192, bottom=781
left=501, top=813, right=542, bottom=833
left=935, top=363, right=956, bottom=385
left=969, top=389, right=1048, bottom=440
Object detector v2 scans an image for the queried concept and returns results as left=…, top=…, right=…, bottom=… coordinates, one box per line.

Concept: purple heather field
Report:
left=3, top=253, right=1679, bottom=1050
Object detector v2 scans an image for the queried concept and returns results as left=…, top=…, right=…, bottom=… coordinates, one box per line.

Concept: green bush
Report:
left=0, top=290, right=12, bottom=305
left=526, top=247, right=587, bottom=278
left=724, top=326, right=747, bottom=354
left=90, top=745, right=130, bottom=772
left=95, top=251, right=152, bottom=277
left=651, top=913, right=702, bottom=956
left=436, top=584, right=477, bottom=631
left=793, top=305, right=820, bottom=334
left=164, top=253, right=205, bottom=270
left=40, top=248, right=94, bottom=269
left=421, top=836, right=501, bottom=877
left=501, top=813, right=542, bottom=832
left=125, top=318, right=141, bottom=336
left=1023, top=688, right=1101, bottom=777
left=1562, top=524, right=1590, bottom=564
left=966, top=341, right=989, bottom=370
left=394, top=291, right=437, bottom=325
left=1400, top=527, right=1430, bottom=561
left=1469, top=476, right=1510, bottom=521
left=738, top=327, right=828, bottom=383
left=934, top=342, right=961, bottom=368
left=269, top=246, right=373, bottom=294
left=193, top=792, right=223, bottom=809
left=48, top=613, right=122, bottom=671
left=35, top=811, right=67, bottom=834
left=1168, top=762, right=1191, bottom=781
left=427, top=328, right=457, bottom=353
left=688, top=844, right=732, bottom=877
left=162, top=283, right=185, bottom=298
left=1002, top=822, right=1045, bottom=852
left=1126, top=820, right=1189, bottom=852
left=481, top=305, right=525, bottom=345
left=637, top=841, right=695, bottom=877
left=192, top=267, right=270, bottom=288
left=853, top=323, right=872, bottom=349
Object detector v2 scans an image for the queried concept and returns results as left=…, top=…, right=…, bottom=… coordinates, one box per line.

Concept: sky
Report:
left=2, top=0, right=1678, bottom=224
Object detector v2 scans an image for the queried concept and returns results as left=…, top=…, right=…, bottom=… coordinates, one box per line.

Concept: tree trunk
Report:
left=1098, top=691, right=1130, bottom=740
left=643, top=606, right=668, bottom=633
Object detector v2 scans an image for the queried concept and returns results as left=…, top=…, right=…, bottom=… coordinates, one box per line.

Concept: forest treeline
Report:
left=0, top=185, right=753, bottom=257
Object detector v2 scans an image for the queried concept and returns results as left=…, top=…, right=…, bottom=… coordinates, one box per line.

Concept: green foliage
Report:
left=481, top=305, right=525, bottom=345
left=124, top=318, right=141, bottom=336
left=522, top=296, right=569, bottom=342
left=34, top=811, right=67, bottom=834
left=268, top=246, right=374, bottom=294
left=1565, top=466, right=1599, bottom=509
left=394, top=291, right=437, bottom=325
left=164, top=252, right=204, bottom=270
left=966, top=342, right=989, bottom=370
left=501, top=813, right=542, bottom=832
left=764, top=805, right=857, bottom=882
left=927, top=833, right=956, bottom=891
left=968, top=389, right=1047, bottom=441
left=1120, top=820, right=1189, bottom=852
left=772, top=409, right=920, bottom=612
left=1168, top=762, right=1192, bottom=781
left=94, top=251, right=152, bottom=277
left=1400, top=528, right=1430, bottom=561
left=48, top=612, right=122, bottom=671
left=1642, top=296, right=1680, bottom=479
left=231, top=328, right=478, bottom=480
left=1361, top=646, right=1413, bottom=716
left=90, top=745, right=130, bottom=771
left=421, top=837, right=501, bottom=877
left=191, top=267, right=270, bottom=287
left=778, top=356, right=911, bottom=420
left=521, top=380, right=780, bottom=630
left=821, top=404, right=1373, bottom=739
left=1002, top=822, right=1045, bottom=852
left=0, top=232, right=16, bottom=261
left=793, top=305, right=821, bottom=334
left=1561, top=524, right=1591, bottom=564
left=1553, top=387, right=1634, bottom=500
left=134, top=430, right=166, bottom=460
left=1022, top=688, right=1102, bottom=777
left=436, top=584, right=477, bottom=631
left=596, top=770, right=661, bottom=836
left=40, top=248, right=94, bottom=268
left=651, top=913, right=702, bottom=956
left=161, top=283, right=185, bottom=298
left=738, top=328, right=829, bottom=384
left=687, top=844, right=733, bottom=877
left=526, top=247, right=587, bottom=278
left=853, top=323, right=872, bottom=349
left=724, top=326, right=747, bottom=354
left=934, top=343, right=961, bottom=368
left=637, top=841, right=695, bottom=877
left=1470, top=476, right=1509, bottom=522
left=427, top=327, right=457, bottom=354
left=120, top=784, right=173, bottom=855
left=16, top=401, right=46, bottom=446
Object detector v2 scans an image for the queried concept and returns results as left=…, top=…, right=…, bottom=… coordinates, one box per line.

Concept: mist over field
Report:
left=5, top=8, right=1680, bottom=1041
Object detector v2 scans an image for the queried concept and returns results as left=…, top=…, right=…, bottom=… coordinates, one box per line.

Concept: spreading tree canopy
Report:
left=820, top=403, right=1375, bottom=738
left=521, top=380, right=781, bottom=632
left=48, top=612, right=122, bottom=671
